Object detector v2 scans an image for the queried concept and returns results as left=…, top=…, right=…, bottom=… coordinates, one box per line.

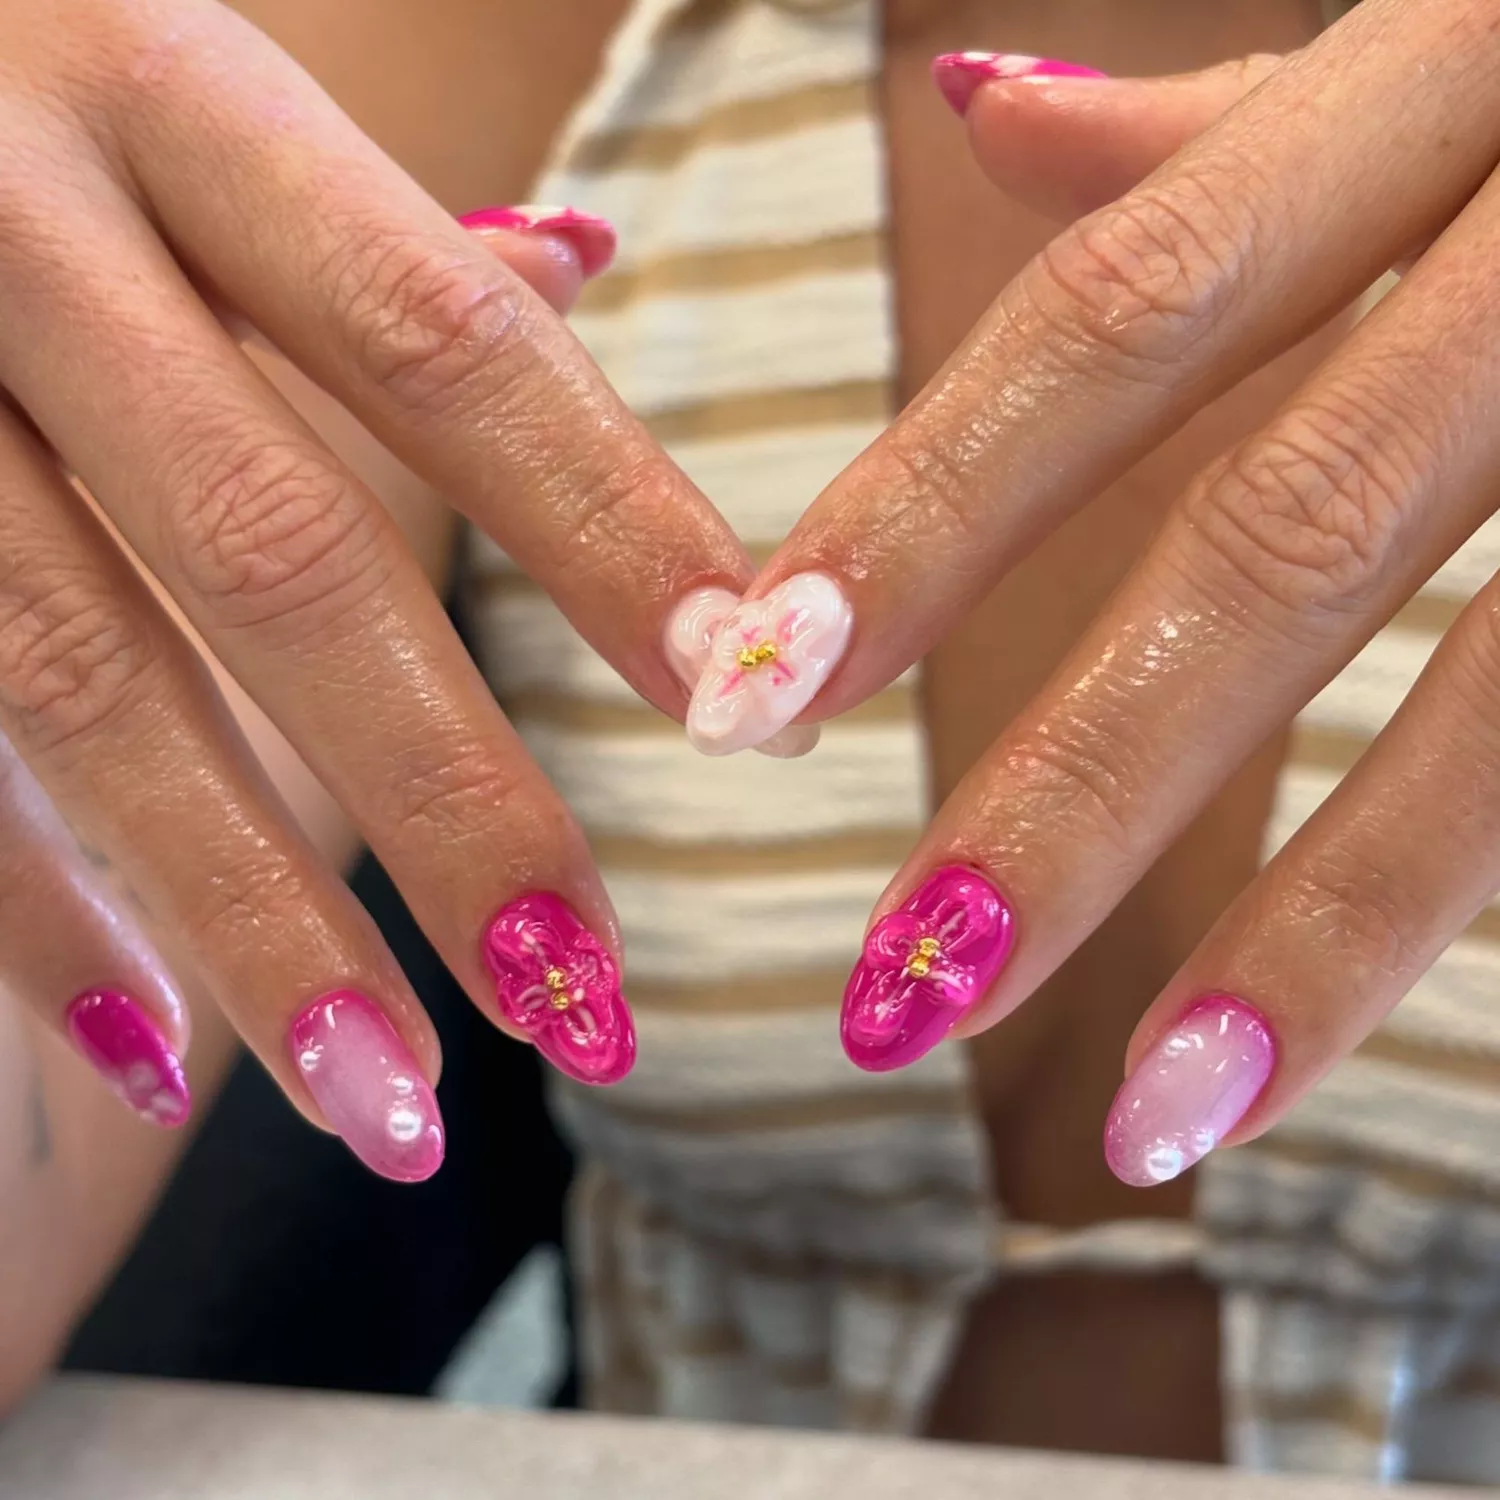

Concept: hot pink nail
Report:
left=932, top=52, right=1108, bottom=117
left=841, top=866, right=1016, bottom=1072
left=289, top=990, right=445, bottom=1183
left=664, top=586, right=820, bottom=759
left=483, top=893, right=636, bottom=1086
left=1104, top=995, right=1275, bottom=1188
left=458, top=204, right=618, bottom=278
left=66, top=989, right=191, bottom=1128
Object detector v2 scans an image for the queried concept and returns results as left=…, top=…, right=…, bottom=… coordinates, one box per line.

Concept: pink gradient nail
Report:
left=1104, top=994, right=1275, bottom=1188
left=458, top=204, right=618, bottom=278
left=483, top=893, right=636, bottom=1086
left=66, top=989, right=190, bottom=1128
left=685, top=573, right=853, bottom=757
left=664, top=586, right=820, bottom=759
left=842, top=866, right=1016, bottom=1072
left=289, top=990, right=444, bottom=1183
left=932, top=52, right=1109, bottom=117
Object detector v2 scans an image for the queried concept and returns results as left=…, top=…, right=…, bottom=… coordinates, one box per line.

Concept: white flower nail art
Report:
left=664, top=587, right=820, bottom=759
left=682, top=573, right=853, bottom=757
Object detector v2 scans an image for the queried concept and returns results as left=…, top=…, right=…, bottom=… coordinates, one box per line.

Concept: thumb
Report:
left=933, top=52, right=1284, bottom=224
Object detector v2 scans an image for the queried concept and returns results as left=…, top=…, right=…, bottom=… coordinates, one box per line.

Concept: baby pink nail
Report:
left=932, top=52, right=1109, bottom=117
left=664, top=586, right=820, bottom=759
left=458, top=204, right=618, bottom=278
left=684, top=572, right=853, bottom=757
left=289, top=990, right=445, bottom=1183
left=66, top=989, right=191, bottom=1128
left=483, top=893, right=636, bottom=1086
left=1104, top=995, right=1275, bottom=1188
left=842, top=866, right=1016, bottom=1072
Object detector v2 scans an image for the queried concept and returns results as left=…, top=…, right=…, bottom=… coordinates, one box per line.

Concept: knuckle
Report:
left=382, top=739, right=531, bottom=845
left=165, top=431, right=390, bottom=636
left=0, top=566, right=159, bottom=754
left=326, top=226, right=533, bottom=420
left=185, top=849, right=316, bottom=950
left=1280, top=853, right=1424, bottom=981
left=996, top=715, right=1148, bottom=862
left=1028, top=167, right=1259, bottom=378
left=1184, top=395, right=1425, bottom=624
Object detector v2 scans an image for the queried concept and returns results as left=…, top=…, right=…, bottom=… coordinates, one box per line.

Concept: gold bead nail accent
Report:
left=736, top=640, right=779, bottom=670
left=904, top=936, right=942, bottom=979
left=545, top=966, right=571, bottom=1010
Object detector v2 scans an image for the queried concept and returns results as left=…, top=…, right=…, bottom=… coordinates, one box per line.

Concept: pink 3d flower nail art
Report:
left=665, top=586, right=820, bottom=759
left=684, top=572, right=853, bottom=757
left=841, top=866, right=1016, bottom=1072
left=483, top=893, right=636, bottom=1086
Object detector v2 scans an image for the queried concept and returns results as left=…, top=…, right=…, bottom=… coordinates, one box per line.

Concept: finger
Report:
left=111, top=6, right=751, bottom=714
left=722, top=0, right=1500, bottom=751
left=1105, top=569, right=1500, bottom=1187
left=838, top=111, right=1500, bottom=1072
left=0, top=156, right=635, bottom=1088
left=0, top=732, right=191, bottom=1128
left=939, top=52, right=1278, bottom=223
left=0, top=403, right=447, bottom=1180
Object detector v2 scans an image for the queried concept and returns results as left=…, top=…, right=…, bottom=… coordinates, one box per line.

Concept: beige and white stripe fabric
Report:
left=460, top=0, right=1500, bottom=1480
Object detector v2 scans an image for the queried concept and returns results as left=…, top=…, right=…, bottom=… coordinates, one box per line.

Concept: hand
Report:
left=705, top=0, right=1500, bottom=1185
left=0, top=0, right=760, bottom=1179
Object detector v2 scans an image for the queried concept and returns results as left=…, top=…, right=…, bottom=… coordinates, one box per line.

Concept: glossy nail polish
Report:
left=484, top=893, right=636, bottom=1086
left=684, top=572, right=853, bottom=757
left=932, top=52, right=1108, bottom=117
left=664, top=586, right=820, bottom=759
left=66, top=989, right=190, bottom=1128
left=842, top=866, right=1015, bottom=1072
left=1104, top=995, right=1275, bottom=1188
left=458, top=204, right=618, bottom=278
left=289, top=990, right=445, bottom=1183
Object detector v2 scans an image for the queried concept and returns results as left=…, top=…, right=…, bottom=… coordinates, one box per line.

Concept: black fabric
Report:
left=61, top=851, right=576, bottom=1398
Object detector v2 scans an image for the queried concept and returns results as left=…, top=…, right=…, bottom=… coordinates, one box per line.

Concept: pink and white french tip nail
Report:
left=665, top=587, right=820, bottom=759
left=684, top=573, right=853, bottom=758
left=66, top=989, right=191, bottom=1128
left=483, top=893, right=636, bottom=1086
left=457, top=204, right=618, bottom=278
left=841, top=866, right=1016, bottom=1072
left=289, top=990, right=445, bottom=1183
left=1104, top=995, right=1276, bottom=1188
left=932, top=52, right=1109, bottom=116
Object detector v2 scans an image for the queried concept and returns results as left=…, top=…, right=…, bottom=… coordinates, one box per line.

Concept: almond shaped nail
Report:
left=684, top=572, right=852, bottom=757
left=483, top=893, right=636, bottom=1086
left=66, top=989, right=191, bottom=1128
left=664, top=586, right=820, bottom=759
left=1104, top=994, right=1275, bottom=1188
left=932, top=51, right=1109, bottom=116
left=458, top=203, right=617, bottom=278
left=841, top=866, right=1016, bottom=1072
left=289, top=990, right=445, bottom=1183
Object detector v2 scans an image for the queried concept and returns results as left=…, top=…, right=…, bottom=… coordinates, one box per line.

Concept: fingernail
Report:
left=483, top=893, right=636, bottom=1086
left=458, top=204, right=618, bottom=278
left=289, top=990, right=445, bottom=1183
left=664, top=586, right=821, bottom=759
left=1104, top=994, right=1275, bottom=1188
left=932, top=51, right=1109, bottom=117
left=841, top=866, right=1016, bottom=1072
left=65, top=990, right=191, bottom=1128
left=684, top=572, right=852, bottom=757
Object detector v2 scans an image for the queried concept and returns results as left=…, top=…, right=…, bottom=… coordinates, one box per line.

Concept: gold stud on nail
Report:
left=904, top=936, right=942, bottom=979
left=736, top=641, right=779, bottom=670
left=545, top=966, right=571, bottom=1010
